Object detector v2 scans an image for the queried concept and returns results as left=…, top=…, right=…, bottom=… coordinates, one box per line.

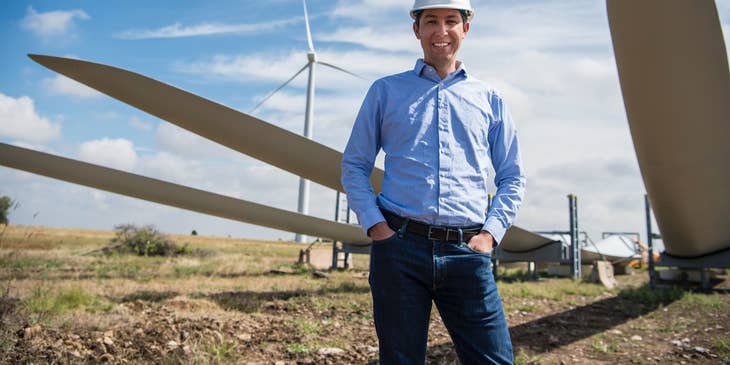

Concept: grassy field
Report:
left=0, top=224, right=728, bottom=364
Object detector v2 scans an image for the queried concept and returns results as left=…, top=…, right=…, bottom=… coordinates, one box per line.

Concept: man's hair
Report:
left=413, top=9, right=468, bottom=26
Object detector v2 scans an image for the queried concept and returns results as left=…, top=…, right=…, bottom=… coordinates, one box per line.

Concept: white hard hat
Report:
left=410, top=0, right=474, bottom=21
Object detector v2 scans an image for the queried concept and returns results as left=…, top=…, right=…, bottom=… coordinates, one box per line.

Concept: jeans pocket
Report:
left=461, top=242, right=492, bottom=256
left=372, top=233, right=398, bottom=245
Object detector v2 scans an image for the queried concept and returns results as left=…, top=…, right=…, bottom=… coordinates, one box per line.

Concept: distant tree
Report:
left=0, top=196, right=12, bottom=225
left=191, top=230, right=198, bottom=236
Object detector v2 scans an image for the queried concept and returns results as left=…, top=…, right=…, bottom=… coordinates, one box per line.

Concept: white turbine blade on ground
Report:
left=318, top=61, right=366, bottom=80
left=499, top=227, right=557, bottom=253
left=28, top=54, right=384, bottom=194
left=249, top=63, right=309, bottom=113
left=26, top=55, right=553, bottom=252
left=607, top=0, right=730, bottom=257
left=302, top=0, right=315, bottom=53
left=581, top=235, right=640, bottom=264
left=0, top=142, right=550, bottom=250
left=0, top=143, right=371, bottom=245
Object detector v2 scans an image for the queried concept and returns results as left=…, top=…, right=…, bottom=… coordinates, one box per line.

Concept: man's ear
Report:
left=413, top=22, right=420, bottom=39
left=462, top=22, right=470, bottom=37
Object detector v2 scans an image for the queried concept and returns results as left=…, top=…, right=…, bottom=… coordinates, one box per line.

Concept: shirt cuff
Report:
left=358, top=206, right=386, bottom=236
left=482, top=217, right=507, bottom=246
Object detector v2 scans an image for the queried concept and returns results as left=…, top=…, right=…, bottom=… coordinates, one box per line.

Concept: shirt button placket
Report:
left=437, top=87, right=450, bottom=215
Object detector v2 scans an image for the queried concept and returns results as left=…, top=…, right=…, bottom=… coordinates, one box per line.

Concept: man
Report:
left=341, top=0, right=525, bottom=364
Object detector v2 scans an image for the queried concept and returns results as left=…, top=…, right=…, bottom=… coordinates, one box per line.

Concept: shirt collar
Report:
left=413, top=59, right=468, bottom=81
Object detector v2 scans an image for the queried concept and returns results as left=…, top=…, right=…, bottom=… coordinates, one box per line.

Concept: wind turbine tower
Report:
left=298, top=0, right=316, bottom=244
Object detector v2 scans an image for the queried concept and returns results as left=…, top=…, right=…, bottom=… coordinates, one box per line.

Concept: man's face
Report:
left=413, top=8, right=470, bottom=68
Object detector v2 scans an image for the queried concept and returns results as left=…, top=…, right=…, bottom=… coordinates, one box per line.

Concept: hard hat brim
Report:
left=410, top=5, right=474, bottom=21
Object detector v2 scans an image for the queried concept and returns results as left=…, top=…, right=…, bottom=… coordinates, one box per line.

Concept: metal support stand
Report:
left=645, top=195, right=730, bottom=290
left=568, top=194, right=581, bottom=279
left=332, top=191, right=353, bottom=269
left=645, top=194, right=656, bottom=289
left=701, top=269, right=709, bottom=292
left=332, top=192, right=341, bottom=270
left=658, top=250, right=730, bottom=269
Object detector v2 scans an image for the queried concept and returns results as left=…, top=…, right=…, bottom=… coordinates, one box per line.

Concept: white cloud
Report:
left=41, top=74, right=101, bottom=98
left=93, top=110, right=122, bottom=120
left=77, top=138, right=138, bottom=171
left=154, top=123, right=242, bottom=160
left=129, top=116, right=152, bottom=131
left=319, top=26, right=418, bottom=52
left=0, top=93, right=61, bottom=143
left=20, top=6, right=89, bottom=38
left=116, top=17, right=299, bottom=39
left=138, top=152, right=203, bottom=184
left=90, top=191, right=110, bottom=211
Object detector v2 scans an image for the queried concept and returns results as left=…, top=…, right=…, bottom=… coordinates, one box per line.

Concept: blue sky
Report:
left=2, top=1, right=729, bottom=242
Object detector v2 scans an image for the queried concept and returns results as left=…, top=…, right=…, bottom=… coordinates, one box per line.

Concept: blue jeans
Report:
left=369, top=231, right=513, bottom=365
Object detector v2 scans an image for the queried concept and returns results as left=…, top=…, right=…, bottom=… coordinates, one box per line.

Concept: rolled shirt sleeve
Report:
left=341, top=83, right=386, bottom=235
left=482, top=93, right=526, bottom=244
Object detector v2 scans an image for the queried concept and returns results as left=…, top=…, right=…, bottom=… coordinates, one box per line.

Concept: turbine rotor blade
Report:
left=302, top=0, right=315, bottom=52
left=23, top=55, right=552, bottom=252
left=28, top=54, right=384, bottom=194
left=318, top=61, right=366, bottom=80
left=249, top=63, right=309, bottom=113
left=0, top=143, right=371, bottom=245
left=607, top=0, right=730, bottom=257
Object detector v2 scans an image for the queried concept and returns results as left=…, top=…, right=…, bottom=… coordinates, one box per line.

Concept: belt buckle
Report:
left=427, top=226, right=438, bottom=241
left=427, top=226, right=454, bottom=241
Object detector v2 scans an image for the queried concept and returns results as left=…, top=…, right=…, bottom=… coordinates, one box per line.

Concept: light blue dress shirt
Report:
left=341, top=59, right=525, bottom=244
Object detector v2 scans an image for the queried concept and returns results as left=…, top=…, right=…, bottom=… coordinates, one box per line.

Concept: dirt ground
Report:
left=1, top=225, right=728, bottom=364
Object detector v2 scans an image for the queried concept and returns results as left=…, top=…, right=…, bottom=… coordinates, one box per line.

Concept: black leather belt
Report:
left=381, top=209, right=482, bottom=242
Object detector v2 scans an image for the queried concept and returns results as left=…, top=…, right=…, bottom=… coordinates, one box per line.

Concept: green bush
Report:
left=0, top=196, right=12, bottom=225
left=111, top=224, right=190, bottom=256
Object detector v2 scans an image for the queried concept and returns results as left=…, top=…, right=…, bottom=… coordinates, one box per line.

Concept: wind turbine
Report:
left=250, top=0, right=362, bottom=243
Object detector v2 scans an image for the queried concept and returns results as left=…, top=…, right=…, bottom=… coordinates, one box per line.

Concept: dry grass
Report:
left=0, top=225, right=114, bottom=250
left=0, top=225, right=370, bottom=305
